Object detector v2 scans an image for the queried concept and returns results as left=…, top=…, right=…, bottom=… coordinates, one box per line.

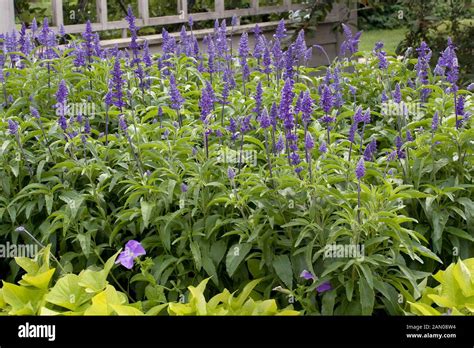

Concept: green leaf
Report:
left=358, top=263, right=374, bottom=289
left=321, top=290, right=337, bottom=315
left=359, top=277, right=374, bottom=315
left=408, top=302, right=441, bottom=316
left=210, top=240, right=227, bottom=266
left=45, top=274, right=92, bottom=311
left=140, top=200, right=153, bottom=228
left=272, top=255, right=293, bottom=289
left=21, top=268, right=55, bottom=290
left=225, top=243, right=252, bottom=277
left=190, top=241, right=202, bottom=271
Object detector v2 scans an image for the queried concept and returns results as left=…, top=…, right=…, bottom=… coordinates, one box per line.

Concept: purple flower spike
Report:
left=340, top=23, right=362, bottom=56
left=115, top=240, right=146, bottom=269
left=275, top=135, right=285, bottom=153
left=300, top=269, right=316, bottom=281
left=393, top=83, right=401, bottom=103
left=8, top=119, right=18, bottom=135
left=305, top=133, right=314, bottom=150
left=274, top=19, right=287, bottom=41
left=316, top=281, right=332, bottom=293
left=319, top=141, right=327, bottom=154
left=227, top=167, right=236, bottom=180
left=356, top=158, right=365, bottom=179
left=181, top=183, right=188, bottom=193
left=431, top=111, right=439, bottom=131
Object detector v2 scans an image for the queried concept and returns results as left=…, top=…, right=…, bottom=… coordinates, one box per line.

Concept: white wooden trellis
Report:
left=0, top=0, right=312, bottom=35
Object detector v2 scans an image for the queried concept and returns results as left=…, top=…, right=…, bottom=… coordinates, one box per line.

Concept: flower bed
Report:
left=0, top=8, right=472, bottom=316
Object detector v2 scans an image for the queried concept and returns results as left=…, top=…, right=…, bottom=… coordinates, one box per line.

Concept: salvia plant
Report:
left=0, top=7, right=472, bottom=316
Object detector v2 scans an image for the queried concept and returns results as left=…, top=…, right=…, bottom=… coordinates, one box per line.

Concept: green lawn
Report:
left=358, top=28, right=408, bottom=53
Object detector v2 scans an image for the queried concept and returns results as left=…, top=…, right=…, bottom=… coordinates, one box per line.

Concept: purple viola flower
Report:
left=316, top=281, right=332, bottom=293
left=300, top=269, right=316, bottom=281
left=181, top=183, right=188, bottom=193
left=467, top=83, right=474, bottom=91
left=8, top=119, right=18, bottom=135
left=340, top=23, right=362, bottom=56
left=355, top=158, right=365, bottom=179
left=115, top=240, right=146, bottom=269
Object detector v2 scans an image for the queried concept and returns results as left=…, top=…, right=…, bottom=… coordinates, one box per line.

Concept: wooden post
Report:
left=138, top=0, right=150, bottom=25
left=52, top=0, right=64, bottom=28
left=96, top=0, right=108, bottom=30
left=0, top=0, right=15, bottom=35
left=215, top=0, right=225, bottom=15
left=180, top=0, right=188, bottom=21
left=251, top=0, right=259, bottom=14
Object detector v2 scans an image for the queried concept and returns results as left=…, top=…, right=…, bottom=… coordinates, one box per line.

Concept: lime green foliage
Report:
left=0, top=247, right=297, bottom=316
left=0, top=246, right=143, bottom=315
left=167, top=278, right=300, bottom=316
left=408, top=258, right=474, bottom=315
